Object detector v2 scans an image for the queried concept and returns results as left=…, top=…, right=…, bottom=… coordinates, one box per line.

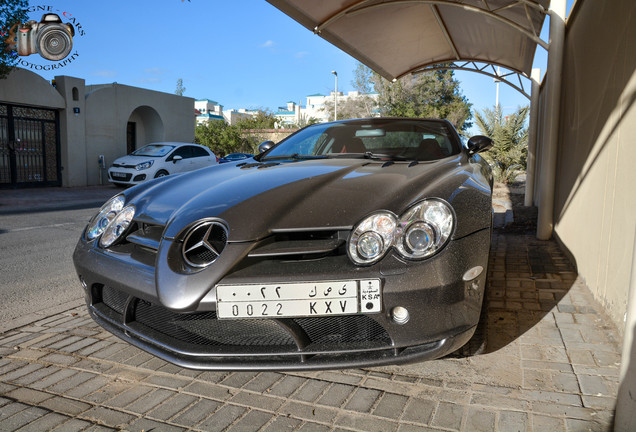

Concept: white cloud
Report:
left=144, top=67, right=165, bottom=75
left=138, top=77, right=161, bottom=84
left=295, top=51, right=309, bottom=59
left=260, top=40, right=275, bottom=48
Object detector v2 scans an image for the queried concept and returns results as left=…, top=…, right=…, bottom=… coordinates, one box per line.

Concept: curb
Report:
left=0, top=200, right=108, bottom=215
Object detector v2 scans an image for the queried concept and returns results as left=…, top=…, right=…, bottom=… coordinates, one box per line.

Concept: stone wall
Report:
left=242, top=129, right=297, bottom=147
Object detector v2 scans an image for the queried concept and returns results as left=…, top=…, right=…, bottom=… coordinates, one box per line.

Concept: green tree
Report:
left=175, top=78, right=186, bottom=96
left=0, top=0, right=28, bottom=79
left=236, top=109, right=277, bottom=129
left=322, top=94, right=378, bottom=120
left=293, top=113, right=320, bottom=128
left=474, top=105, right=529, bottom=183
left=322, top=63, right=379, bottom=120
left=195, top=121, right=253, bottom=156
left=337, top=63, right=472, bottom=131
left=373, top=67, right=472, bottom=132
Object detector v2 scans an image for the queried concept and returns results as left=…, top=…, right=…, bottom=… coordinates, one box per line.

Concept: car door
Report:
left=166, top=146, right=193, bottom=174
left=189, top=146, right=214, bottom=170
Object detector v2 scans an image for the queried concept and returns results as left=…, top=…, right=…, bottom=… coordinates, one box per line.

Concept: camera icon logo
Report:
left=9, top=13, right=75, bottom=61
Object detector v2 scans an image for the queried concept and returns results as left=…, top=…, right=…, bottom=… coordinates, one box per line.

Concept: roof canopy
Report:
left=267, top=0, right=550, bottom=81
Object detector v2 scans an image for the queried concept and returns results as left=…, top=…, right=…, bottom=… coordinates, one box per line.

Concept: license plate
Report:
left=111, top=171, right=127, bottom=178
left=216, top=279, right=381, bottom=319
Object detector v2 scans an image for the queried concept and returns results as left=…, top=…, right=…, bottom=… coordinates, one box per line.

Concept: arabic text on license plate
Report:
left=215, top=279, right=381, bottom=319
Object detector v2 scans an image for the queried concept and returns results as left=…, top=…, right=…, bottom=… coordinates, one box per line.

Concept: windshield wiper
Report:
left=361, top=152, right=408, bottom=161
left=261, top=153, right=329, bottom=161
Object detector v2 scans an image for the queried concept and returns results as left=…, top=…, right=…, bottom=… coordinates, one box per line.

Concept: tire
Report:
left=154, top=170, right=169, bottom=178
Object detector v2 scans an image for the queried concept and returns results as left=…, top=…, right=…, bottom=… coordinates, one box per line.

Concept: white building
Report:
left=223, top=108, right=260, bottom=125
left=275, top=91, right=379, bottom=125
left=195, top=99, right=224, bottom=124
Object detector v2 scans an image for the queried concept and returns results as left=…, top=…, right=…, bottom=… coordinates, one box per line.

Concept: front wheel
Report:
left=154, top=170, right=169, bottom=178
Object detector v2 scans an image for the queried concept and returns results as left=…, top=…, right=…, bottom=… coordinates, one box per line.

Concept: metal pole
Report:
left=495, top=66, right=501, bottom=108
left=332, top=71, right=338, bottom=121
left=536, top=0, right=566, bottom=240
left=525, top=68, right=541, bottom=207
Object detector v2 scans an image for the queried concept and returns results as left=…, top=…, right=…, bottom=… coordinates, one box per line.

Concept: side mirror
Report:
left=172, top=155, right=183, bottom=163
left=466, top=135, right=493, bottom=155
left=258, top=140, right=275, bottom=154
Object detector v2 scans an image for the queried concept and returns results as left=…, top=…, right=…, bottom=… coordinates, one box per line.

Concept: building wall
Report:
left=0, top=68, right=65, bottom=109
left=55, top=76, right=87, bottom=186
left=242, top=129, right=297, bottom=148
left=553, top=0, right=636, bottom=329
left=0, top=68, right=195, bottom=187
left=83, top=83, right=194, bottom=185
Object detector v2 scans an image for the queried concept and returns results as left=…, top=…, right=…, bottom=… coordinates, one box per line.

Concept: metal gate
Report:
left=0, top=103, right=61, bottom=187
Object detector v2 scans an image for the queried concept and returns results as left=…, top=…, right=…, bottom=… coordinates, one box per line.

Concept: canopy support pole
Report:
left=525, top=68, right=541, bottom=207
left=536, top=0, right=566, bottom=240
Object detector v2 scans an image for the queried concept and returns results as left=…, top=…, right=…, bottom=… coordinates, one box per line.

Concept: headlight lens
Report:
left=135, top=160, right=153, bottom=170
left=357, top=231, right=384, bottom=260
left=396, top=200, right=454, bottom=259
left=99, top=205, right=135, bottom=248
left=85, top=195, right=125, bottom=240
left=347, top=199, right=454, bottom=265
left=348, top=212, right=397, bottom=265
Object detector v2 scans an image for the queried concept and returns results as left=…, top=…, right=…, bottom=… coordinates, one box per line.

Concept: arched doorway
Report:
left=126, top=106, right=164, bottom=154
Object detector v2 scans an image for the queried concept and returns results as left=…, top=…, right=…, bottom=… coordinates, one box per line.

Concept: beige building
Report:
left=0, top=68, right=195, bottom=187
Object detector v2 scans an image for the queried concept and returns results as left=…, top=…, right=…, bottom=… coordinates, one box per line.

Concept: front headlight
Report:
left=395, top=200, right=454, bottom=259
left=135, top=160, right=153, bottom=170
left=347, top=199, right=454, bottom=265
left=348, top=212, right=397, bottom=265
left=85, top=195, right=125, bottom=240
left=99, top=205, right=135, bottom=248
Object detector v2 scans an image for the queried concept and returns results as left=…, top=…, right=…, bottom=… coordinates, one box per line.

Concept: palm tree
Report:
left=474, top=105, right=529, bottom=183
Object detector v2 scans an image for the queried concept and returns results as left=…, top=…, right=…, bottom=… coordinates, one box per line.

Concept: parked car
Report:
left=108, top=142, right=217, bottom=187
left=74, top=118, right=493, bottom=370
left=219, top=152, right=254, bottom=163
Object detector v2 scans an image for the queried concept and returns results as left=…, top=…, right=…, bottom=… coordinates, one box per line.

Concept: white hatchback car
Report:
left=108, top=142, right=218, bottom=186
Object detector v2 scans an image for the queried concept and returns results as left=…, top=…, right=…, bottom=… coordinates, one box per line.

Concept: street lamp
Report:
left=331, top=70, right=338, bottom=121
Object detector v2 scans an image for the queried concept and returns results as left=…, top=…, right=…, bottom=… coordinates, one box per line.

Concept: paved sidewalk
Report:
left=0, top=229, right=621, bottom=431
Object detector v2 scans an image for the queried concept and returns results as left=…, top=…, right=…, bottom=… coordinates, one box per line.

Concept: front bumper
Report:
left=108, top=168, right=151, bottom=185
left=73, top=228, right=490, bottom=370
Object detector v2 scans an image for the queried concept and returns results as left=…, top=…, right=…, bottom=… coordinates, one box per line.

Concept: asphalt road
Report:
left=0, top=207, right=96, bottom=322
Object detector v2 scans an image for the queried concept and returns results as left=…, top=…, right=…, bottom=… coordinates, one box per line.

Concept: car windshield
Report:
left=132, top=144, right=175, bottom=157
left=261, top=119, right=460, bottom=162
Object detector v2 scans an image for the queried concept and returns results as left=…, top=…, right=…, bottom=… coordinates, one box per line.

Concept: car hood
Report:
left=125, top=156, right=486, bottom=242
left=113, top=154, right=158, bottom=165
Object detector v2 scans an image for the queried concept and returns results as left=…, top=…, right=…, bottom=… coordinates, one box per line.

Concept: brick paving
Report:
left=0, top=230, right=621, bottom=431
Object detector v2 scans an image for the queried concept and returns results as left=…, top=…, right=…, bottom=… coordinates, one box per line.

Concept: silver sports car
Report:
left=73, top=117, right=493, bottom=370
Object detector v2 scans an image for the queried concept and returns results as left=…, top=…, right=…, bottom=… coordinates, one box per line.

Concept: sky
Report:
left=8, top=0, right=573, bottom=133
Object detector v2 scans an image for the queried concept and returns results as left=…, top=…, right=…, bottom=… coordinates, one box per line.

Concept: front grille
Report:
left=102, top=285, right=129, bottom=316
left=297, top=315, right=391, bottom=350
left=134, top=299, right=296, bottom=347
left=92, top=286, right=393, bottom=358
